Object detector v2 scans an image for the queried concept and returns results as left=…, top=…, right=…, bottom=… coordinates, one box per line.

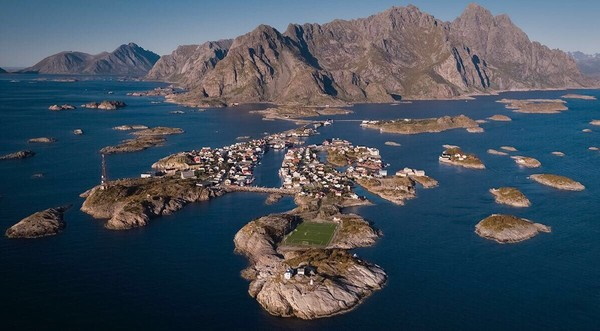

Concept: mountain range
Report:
left=147, top=3, right=592, bottom=106
left=569, top=52, right=600, bottom=79
left=0, top=67, right=7, bottom=74
left=20, top=43, right=159, bottom=76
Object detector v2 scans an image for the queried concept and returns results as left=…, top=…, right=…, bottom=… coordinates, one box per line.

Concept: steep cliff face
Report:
left=450, top=4, right=585, bottom=90
left=21, top=43, right=159, bottom=76
left=569, top=52, right=600, bottom=79
left=147, top=3, right=589, bottom=105
left=146, top=40, right=232, bottom=86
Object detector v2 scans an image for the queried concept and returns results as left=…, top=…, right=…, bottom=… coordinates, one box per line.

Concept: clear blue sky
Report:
left=1, top=0, right=598, bottom=67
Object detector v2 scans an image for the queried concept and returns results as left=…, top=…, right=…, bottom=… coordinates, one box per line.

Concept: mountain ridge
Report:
left=147, top=3, right=592, bottom=105
left=21, top=43, right=159, bottom=76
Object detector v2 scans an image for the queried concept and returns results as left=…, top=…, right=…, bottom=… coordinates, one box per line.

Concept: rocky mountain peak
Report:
left=147, top=3, right=590, bottom=105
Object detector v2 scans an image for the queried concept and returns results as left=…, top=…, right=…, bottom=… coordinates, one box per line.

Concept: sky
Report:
left=1, top=0, right=599, bottom=67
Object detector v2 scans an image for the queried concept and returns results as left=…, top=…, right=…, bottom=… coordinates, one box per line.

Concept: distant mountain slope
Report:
left=0, top=67, right=7, bottom=73
left=21, top=43, right=159, bottom=76
left=147, top=3, right=590, bottom=105
left=569, top=52, right=600, bottom=79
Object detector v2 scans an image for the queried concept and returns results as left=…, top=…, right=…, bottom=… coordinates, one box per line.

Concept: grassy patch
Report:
left=283, top=222, right=337, bottom=247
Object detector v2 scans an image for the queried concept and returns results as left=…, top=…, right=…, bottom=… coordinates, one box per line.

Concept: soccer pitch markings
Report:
left=283, top=222, right=337, bottom=246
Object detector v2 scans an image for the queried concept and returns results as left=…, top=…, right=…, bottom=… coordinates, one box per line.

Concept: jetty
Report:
left=222, top=185, right=299, bottom=195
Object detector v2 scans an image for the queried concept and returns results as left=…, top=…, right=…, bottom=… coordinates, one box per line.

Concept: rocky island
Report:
left=511, top=156, right=541, bottom=168
left=0, top=150, right=35, bottom=160
left=5, top=206, right=70, bottom=238
left=28, top=137, right=56, bottom=143
left=487, top=114, right=512, bottom=121
left=100, top=127, right=183, bottom=154
left=475, top=214, right=550, bottom=243
left=361, top=115, right=479, bottom=134
left=487, top=149, right=508, bottom=156
left=529, top=174, right=585, bottom=191
left=497, top=99, right=568, bottom=114
left=49, top=104, right=76, bottom=111
left=234, top=212, right=386, bottom=319
left=82, top=100, right=126, bottom=110
left=113, top=125, right=149, bottom=131
left=490, top=187, right=531, bottom=207
left=561, top=94, right=597, bottom=100
left=81, top=177, right=221, bottom=230
left=439, top=146, right=485, bottom=169
left=252, top=106, right=351, bottom=122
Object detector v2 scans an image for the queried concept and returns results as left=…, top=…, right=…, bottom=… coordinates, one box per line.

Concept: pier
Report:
left=222, top=185, right=300, bottom=195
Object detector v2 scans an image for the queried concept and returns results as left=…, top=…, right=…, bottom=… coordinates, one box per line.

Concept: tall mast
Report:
left=101, top=153, right=108, bottom=189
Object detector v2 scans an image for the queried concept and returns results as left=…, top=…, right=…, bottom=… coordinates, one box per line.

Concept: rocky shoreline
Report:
left=80, top=177, right=221, bottom=230
left=6, top=205, right=70, bottom=238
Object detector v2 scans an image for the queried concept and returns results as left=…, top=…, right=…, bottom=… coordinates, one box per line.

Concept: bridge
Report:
left=221, top=185, right=300, bottom=195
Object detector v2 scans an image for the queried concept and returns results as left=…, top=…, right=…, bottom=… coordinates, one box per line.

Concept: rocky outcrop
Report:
left=147, top=4, right=589, bottom=106
left=0, top=67, right=7, bottom=73
left=529, top=174, right=585, bottom=191
left=363, top=115, right=479, bottom=134
left=28, top=137, right=56, bottom=143
left=6, top=206, right=69, bottom=238
left=562, top=94, right=596, bottom=100
left=234, top=213, right=386, bottom=320
left=475, top=214, right=550, bottom=243
left=497, top=99, right=568, bottom=113
left=21, top=43, right=159, bottom=76
left=100, top=127, right=183, bottom=154
left=0, top=150, right=35, bottom=160
left=80, top=177, right=221, bottom=230
left=490, top=187, right=531, bottom=207
left=49, top=104, right=76, bottom=111
left=82, top=101, right=126, bottom=110
left=511, top=156, right=541, bottom=168
left=487, top=114, right=512, bottom=121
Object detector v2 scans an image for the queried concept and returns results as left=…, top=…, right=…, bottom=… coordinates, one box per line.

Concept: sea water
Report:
left=0, top=75, right=598, bottom=330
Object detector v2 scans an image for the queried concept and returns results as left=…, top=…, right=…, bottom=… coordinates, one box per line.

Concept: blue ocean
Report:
left=0, top=74, right=598, bottom=330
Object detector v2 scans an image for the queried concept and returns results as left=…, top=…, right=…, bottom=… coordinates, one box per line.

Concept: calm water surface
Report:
left=0, top=75, right=598, bottom=330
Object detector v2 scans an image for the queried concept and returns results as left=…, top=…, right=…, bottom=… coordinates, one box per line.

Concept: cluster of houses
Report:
left=395, top=167, right=426, bottom=177
left=439, top=149, right=469, bottom=162
left=143, top=126, right=323, bottom=187
left=323, top=139, right=388, bottom=179
left=176, top=139, right=268, bottom=186
left=279, top=145, right=356, bottom=199
left=283, top=265, right=316, bottom=281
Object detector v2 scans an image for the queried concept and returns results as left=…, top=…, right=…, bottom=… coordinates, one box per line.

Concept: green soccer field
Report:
left=283, top=222, right=337, bottom=246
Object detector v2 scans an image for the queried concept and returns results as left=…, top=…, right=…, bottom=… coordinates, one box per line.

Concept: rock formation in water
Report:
left=475, top=214, right=550, bottom=243
left=0, top=67, right=7, bottom=73
left=6, top=206, right=70, bottom=238
left=21, top=43, right=159, bottom=76
left=0, top=150, right=35, bottom=160
left=80, top=177, right=221, bottom=230
left=147, top=4, right=590, bottom=106
left=234, top=213, right=386, bottom=319
left=82, top=101, right=126, bottom=110
left=529, top=174, right=585, bottom=191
